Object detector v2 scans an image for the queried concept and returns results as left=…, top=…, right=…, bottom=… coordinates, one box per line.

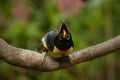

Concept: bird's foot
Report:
left=41, top=52, right=46, bottom=64
left=68, top=55, right=73, bottom=65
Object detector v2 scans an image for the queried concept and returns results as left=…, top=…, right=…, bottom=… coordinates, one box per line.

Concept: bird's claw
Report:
left=41, top=52, right=46, bottom=64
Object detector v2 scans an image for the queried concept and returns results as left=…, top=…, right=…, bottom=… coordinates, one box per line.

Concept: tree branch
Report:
left=0, top=35, right=120, bottom=72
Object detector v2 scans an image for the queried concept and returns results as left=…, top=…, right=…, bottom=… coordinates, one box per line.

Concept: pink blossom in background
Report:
left=12, top=3, right=30, bottom=22
left=55, top=0, right=84, bottom=15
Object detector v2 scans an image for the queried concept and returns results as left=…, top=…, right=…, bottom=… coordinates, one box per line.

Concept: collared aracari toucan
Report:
left=37, top=20, right=74, bottom=63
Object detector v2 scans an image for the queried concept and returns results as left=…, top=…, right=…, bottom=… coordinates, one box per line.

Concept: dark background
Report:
left=0, top=0, right=120, bottom=80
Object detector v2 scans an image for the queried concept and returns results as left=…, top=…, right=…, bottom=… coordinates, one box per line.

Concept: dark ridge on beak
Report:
left=62, top=20, right=66, bottom=26
left=59, top=20, right=70, bottom=34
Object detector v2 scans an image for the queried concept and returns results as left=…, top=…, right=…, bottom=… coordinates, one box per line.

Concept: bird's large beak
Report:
left=59, top=20, right=70, bottom=37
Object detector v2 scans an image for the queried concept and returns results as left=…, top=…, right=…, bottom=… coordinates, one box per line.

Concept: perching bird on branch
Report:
left=37, top=20, right=74, bottom=63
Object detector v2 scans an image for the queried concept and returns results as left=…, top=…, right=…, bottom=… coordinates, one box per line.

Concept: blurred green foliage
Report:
left=0, top=0, right=120, bottom=80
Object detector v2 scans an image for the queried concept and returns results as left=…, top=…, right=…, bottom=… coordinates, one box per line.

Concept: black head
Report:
left=54, top=20, right=74, bottom=50
left=58, top=20, right=71, bottom=40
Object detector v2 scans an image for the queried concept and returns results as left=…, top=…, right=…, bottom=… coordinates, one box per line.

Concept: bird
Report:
left=37, top=20, right=74, bottom=63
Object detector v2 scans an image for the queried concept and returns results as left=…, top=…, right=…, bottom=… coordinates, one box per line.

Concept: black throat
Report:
left=54, top=35, right=74, bottom=50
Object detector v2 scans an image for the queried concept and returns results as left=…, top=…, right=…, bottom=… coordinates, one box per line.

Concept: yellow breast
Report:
left=53, top=46, right=73, bottom=56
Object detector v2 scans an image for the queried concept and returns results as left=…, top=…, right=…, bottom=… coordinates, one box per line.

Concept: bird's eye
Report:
left=59, top=34, right=70, bottom=40
left=66, top=34, right=70, bottom=40
left=59, top=35, right=62, bottom=40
